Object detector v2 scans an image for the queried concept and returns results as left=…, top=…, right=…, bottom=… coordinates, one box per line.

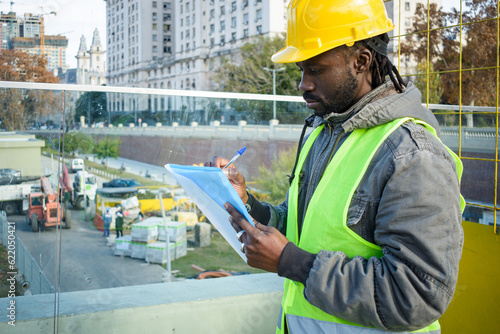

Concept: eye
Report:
left=310, top=68, right=321, bottom=74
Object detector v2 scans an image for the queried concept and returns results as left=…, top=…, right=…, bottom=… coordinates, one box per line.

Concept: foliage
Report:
left=214, top=35, right=302, bottom=123
left=74, top=91, right=108, bottom=125
left=95, top=136, right=120, bottom=170
left=61, top=132, right=94, bottom=155
left=0, top=50, right=59, bottom=131
left=400, top=0, right=498, bottom=107
left=414, top=62, right=443, bottom=104
left=255, top=148, right=297, bottom=205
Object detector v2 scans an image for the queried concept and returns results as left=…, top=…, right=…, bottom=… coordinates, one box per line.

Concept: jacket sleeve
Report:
left=300, top=126, right=464, bottom=331
left=246, top=192, right=289, bottom=234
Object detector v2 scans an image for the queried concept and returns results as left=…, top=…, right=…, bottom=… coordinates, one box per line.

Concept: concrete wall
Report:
left=0, top=273, right=284, bottom=333
left=0, top=133, right=44, bottom=177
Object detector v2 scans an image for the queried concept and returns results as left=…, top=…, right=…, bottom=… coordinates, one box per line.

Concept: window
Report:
left=164, top=2, right=171, bottom=10
left=153, top=12, right=157, bottom=21
left=405, top=2, right=410, bottom=11
left=164, top=35, right=171, bottom=42
left=153, top=1, right=157, bottom=8
left=231, top=17, right=236, bottom=28
left=220, top=36, right=225, bottom=45
left=231, top=32, right=236, bottom=41
left=210, top=24, right=215, bottom=34
left=243, top=29, right=249, bottom=38
left=256, top=25, right=262, bottom=34
left=164, top=13, right=171, bottom=21
left=231, top=1, right=236, bottom=12
left=153, top=34, right=157, bottom=41
left=405, top=17, right=410, bottom=27
left=243, top=13, right=248, bottom=25
left=153, top=23, right=157, bottom=30
left=153, top=45, right=158, bottom=52
left=220, top=20, right=225, bottom=31
left=186, top=16, right=190, bottom=26
left=256, top=9, right=262, bottom=21
left=210, top=38, right=215, bottom=47
left=221, top=6, right=225, bottom=15
left=210, top=9, right=215, bottom=19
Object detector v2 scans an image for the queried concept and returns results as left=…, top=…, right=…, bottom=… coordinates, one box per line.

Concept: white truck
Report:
left=0, top=182, right=38, bottom=215
left=71, top=171, right=97, bottom=210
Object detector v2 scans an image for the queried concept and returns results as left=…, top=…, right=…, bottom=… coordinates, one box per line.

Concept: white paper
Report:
left=164, top=164, right=254, bottom=261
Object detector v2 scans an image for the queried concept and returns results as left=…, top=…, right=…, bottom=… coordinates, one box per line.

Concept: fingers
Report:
left=225, top=202, right=255, bottom=232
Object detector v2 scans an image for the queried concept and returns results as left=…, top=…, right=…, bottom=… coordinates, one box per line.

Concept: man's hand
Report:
left=225, top=202, right=289, bottom=273
left=205, top=156, right=248, bottom=203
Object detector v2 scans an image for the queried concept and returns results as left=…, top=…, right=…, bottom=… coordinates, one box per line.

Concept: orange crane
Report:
left=27, top=176, right=71, bottom=232
left=39, top=7, right=56, bottom=59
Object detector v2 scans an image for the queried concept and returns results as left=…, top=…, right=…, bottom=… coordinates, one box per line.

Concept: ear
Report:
left=353, top=47, right=373, bottom=74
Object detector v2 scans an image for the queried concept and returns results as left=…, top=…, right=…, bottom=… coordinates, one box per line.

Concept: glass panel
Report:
left=461, top=158, right=496, bottom=205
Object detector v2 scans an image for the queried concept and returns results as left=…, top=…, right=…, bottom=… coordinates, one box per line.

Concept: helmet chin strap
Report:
left=363, top=36, right=388, bottom=56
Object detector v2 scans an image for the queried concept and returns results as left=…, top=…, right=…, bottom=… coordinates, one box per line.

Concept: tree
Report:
left=0, top=50, right=59, bottom=131
left=61, top=132, right=95, bottom=155
left=214, top=35, right=303, bottom=123
left=254, top=148, right=297, bottom=204
left=95, top=136, right=120, bottom=170
left=74, top=91, right=108, bottom=126
left=401, top=0, right=498, bottom=109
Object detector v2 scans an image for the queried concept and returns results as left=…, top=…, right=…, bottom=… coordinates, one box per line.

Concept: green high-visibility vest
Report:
left=277, top=118, right=464, bottom=334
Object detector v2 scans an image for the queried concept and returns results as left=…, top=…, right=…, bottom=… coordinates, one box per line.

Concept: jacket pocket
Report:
left=347, top=194, right=368, bottom=228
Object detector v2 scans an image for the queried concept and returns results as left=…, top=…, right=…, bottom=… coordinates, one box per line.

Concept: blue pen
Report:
left=223, top=146, right=246, bottom=169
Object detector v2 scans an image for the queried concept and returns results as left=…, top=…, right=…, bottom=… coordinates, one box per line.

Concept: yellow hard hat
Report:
left=272, top=0, right=395, bottom=63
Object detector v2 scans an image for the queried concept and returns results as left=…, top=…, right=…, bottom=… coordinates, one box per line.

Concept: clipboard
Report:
left=164, top=164, right=254, bottom=261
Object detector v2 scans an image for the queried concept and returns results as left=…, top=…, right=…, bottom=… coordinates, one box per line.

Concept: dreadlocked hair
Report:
left=350, top=33, right=406, bottom=93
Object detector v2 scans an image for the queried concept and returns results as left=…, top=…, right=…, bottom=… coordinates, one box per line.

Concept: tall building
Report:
left=76, top=28, right=106, bottom=85
left=105, top=0, right=287, bottom=115
left=386, top=0, right=443, bottom=77
left=0, top=12, right=20, bottom=50
left=0, top=11, right=68, bottom=71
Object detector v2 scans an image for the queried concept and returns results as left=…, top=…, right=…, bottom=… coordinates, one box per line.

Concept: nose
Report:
left=299, top=72, right=313, bottom=92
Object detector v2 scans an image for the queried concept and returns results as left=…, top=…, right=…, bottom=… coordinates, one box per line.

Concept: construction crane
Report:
left=39, top=7, right=56, bottom=59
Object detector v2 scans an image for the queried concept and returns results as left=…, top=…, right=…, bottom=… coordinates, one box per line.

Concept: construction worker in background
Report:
left=102, top=208, right=112, bottom=237
left=115, top=207, right=124, bottom=238
left=207, top=0, right=464, bottom=333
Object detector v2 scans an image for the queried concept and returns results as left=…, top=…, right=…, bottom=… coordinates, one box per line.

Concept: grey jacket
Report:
left=247, top=81, right=463, bottom=331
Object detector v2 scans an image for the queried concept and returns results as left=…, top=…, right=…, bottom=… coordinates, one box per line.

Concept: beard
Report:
left=303, top=68, right=359, bottom=117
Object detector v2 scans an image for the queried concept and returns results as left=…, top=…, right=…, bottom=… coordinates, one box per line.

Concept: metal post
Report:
left=158, top=188, right=171, bottom=282
left=263, top=67, right=285, bottom=120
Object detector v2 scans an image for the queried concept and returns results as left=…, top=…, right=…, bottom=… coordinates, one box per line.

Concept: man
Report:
left=207, top=0, right=464, bottom=333
left=115, top=207, right=124, bottom=238
left=102, top=208, right=112, bottom=237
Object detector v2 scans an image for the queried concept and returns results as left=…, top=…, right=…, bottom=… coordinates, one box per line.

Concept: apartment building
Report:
left=0, top=12, right=68, bottom=71
left=105, top=0, right=287, bottom=115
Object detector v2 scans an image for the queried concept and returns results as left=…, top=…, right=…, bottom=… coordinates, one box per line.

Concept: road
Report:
left=7, top=156, right=172, bottom=293
left=10, top=209, right=168, bottom=293
left=82, top=155, right=177, bottom=185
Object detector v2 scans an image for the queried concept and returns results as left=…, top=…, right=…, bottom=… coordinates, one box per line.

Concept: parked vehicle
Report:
left=69, top=159, right=84, bottom=173
left=102, top=178, right=143, bottom=188
left=0, top=182, right=37, bottom=215
left=27, top=177, right=71, bottom=232
left=70, top=171, right=97, bottom=209
left=0, top=168, right=22, bottom=185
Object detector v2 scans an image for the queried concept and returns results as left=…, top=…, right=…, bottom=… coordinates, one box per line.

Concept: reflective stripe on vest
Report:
left=277, top=118, right=464, bottom=334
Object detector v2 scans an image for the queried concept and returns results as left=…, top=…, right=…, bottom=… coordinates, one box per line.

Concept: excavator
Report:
left=27, top=174, right=72, bottom=232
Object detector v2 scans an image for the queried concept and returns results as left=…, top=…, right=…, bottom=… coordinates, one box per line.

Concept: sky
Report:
left=0, top=0, right=106, bottom=68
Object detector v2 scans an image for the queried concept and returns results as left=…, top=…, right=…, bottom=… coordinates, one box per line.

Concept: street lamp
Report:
left=263, top=67, right=285, bottom=120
